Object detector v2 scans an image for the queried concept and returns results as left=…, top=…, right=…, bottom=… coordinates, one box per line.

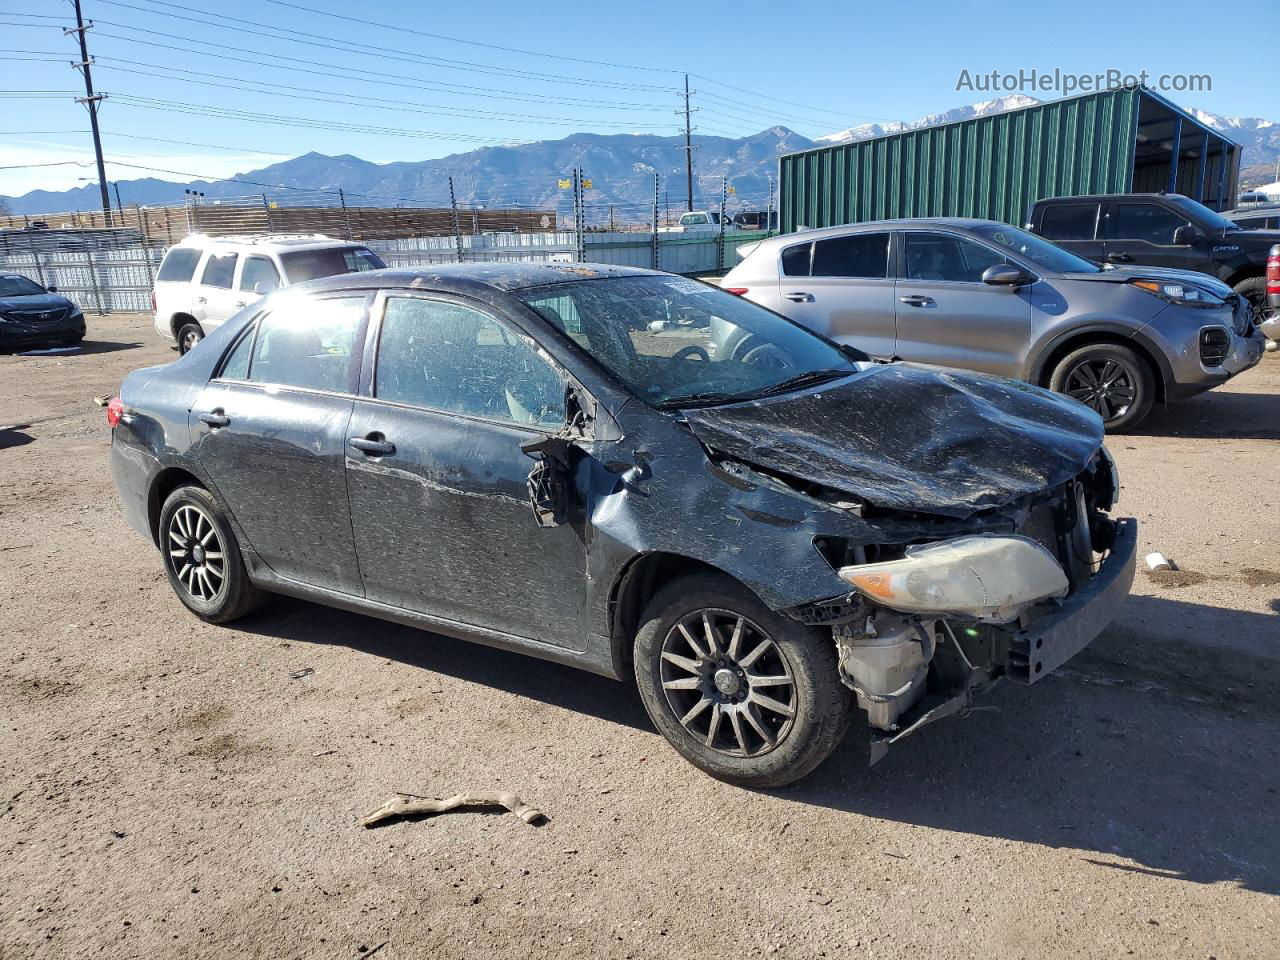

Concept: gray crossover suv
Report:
left=720, top=219, right=1264, bottom=430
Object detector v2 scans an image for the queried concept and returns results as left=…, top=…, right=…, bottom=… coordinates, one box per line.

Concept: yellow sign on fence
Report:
left=558, top=178, right=571, bottom=189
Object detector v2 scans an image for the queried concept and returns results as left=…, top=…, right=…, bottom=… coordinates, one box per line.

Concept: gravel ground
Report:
left=2, top=313, right=1278, bottom=960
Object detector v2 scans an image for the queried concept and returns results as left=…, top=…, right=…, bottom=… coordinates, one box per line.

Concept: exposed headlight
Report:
left=838, top=535, right=1069, bottom=623
left=1129, top=278, right=1225, bottom=307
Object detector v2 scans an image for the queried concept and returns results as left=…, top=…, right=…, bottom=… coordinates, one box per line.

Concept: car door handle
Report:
left=198, top=409, right=230, bottom=428
left=783, top=291, right=815, bottom=303
left=899, top=295, right=935, bottom=306
left=233, top=300, right=246, bottom=309
left=1105, top=252, right=1133, bottom=263
left=196, top=296, right=207, bottom=304
left=349, top=435, right=396, bottom=456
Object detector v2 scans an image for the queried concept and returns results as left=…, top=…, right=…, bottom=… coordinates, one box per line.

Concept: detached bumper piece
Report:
left=868, top=517, right=1136, bottom=765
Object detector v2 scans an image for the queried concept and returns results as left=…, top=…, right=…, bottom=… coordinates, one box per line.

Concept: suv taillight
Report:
left=1267, top=246, right=1280, bottom=297
left=106, top=395, right=123, bottom=428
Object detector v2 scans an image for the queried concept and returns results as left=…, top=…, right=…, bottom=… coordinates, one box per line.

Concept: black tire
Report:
left=1232, top=276, right=1267, bottom=326
left=158, top=485, right=265, bottom=624
left=1049, top=342, right=1155, bottom=432
left=176, top=321, right=204, bottom=356
left=633, top=572, right=851, bottom=788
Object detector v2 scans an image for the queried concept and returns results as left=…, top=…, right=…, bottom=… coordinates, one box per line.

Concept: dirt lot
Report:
left=2, top=312, right=1278, bottom=960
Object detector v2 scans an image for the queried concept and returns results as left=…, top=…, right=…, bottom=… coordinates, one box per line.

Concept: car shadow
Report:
left=5, top=340, right=143, bottom=358
left=1135, top=388, right=1280, bottom=440
left=236, top=589, right=1279, bottom=894
left=0, top=425, right=35, bottom=450
left=238, top=596, right=651, bottom=732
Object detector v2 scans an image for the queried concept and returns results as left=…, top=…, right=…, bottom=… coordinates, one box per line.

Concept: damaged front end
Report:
left=787, top=448, right=1136, bottom=764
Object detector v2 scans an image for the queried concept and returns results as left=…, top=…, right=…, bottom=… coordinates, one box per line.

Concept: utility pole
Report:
left=717, top=176, right=727, bottom=272
left=66, top=0, right=112, bottom=227
left=681, top=74, right=695, bottom=212
left=112, top=181, right=124, bottom=226
left=448, top=176, right=463, bottom=260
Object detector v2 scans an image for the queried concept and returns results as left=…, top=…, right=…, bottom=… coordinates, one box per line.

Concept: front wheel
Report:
left=1049, top=343, right=1155, bottom=432
left=633, top=572, right=851, bottom=788
left=159, top=485, right=265, bottom=623
left=1232, top=277, right=1267, bottom=327
left=177, top=322, right=204, bottom=355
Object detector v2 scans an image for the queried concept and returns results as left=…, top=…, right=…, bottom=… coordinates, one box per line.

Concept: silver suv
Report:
left=720, top=219, right=1265, bottom=430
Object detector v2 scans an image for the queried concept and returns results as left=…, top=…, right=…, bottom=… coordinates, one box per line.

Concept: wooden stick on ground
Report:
left=360, top=791, right=545, bottom=828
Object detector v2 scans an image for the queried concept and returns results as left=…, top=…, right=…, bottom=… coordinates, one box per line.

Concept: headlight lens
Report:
left=1130, top=278, right=1225, bottom=307
left=838, top=535, right=1069, bottom=623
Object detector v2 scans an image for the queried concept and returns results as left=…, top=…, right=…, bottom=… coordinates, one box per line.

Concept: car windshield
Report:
left=969, top=223, right=1101, bottom=274
left=279, top=247, right=385, bottom=283
left=0, top=275, right=47, bottom=297
left=1166, top=195, right=1242, bottom=232
left=514, top=275, right=862, bottom=407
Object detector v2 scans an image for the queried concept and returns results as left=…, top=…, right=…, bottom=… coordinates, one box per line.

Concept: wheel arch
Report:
left=147, top=466, right=206, bottom=547
left=1222, top=265, right=1264, bottom=290
left=607, top=551, right=742, bottom=678
left=170, top=312, right=199, bottom=338
left=1028, top=326, right=1169, bottom=404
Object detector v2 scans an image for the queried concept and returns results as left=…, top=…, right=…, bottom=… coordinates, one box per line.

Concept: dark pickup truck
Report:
left=1027, top=192, right=1278, bottom=324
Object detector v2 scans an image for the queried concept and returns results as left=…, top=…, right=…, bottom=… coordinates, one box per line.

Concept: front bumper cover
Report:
left=0, top=313, right=86, bottom=349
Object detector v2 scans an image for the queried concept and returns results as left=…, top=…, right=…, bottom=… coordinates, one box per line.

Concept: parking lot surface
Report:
left=2, top=313, right=1278, bottom=959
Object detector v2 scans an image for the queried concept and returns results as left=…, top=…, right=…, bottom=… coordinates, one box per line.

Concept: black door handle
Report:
left=349, top=435, right=396, bottom=456
left=898, top=295, right=935, bottom=306
left=1106, top=252, right=1133, bottom=263
left=784, top=291, right=815, bottom=303
left=198, top=409, right=230, bottom=428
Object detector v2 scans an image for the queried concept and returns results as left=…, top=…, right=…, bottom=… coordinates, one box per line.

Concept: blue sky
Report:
left=1, top=0, right=1274, bottom=196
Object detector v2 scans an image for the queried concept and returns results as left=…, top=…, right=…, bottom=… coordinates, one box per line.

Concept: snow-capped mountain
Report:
left=816, top=95, right=1040, bottom=144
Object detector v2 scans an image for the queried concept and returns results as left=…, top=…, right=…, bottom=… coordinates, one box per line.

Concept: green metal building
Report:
left=778, top=86, right=1240, bottom=233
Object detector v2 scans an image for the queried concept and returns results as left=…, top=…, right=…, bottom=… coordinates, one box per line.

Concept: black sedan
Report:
left=0, top=274, right=86, bottom=352
left=108, top=264, right=1136, bottom=786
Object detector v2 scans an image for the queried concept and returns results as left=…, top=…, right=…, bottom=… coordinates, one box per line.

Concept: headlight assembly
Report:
left=1129, top=278, right=1225, bottom=307
left=838, top=535, right=1069, bottom=623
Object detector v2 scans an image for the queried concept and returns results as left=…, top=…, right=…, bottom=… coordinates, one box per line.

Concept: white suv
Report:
left=152, top=234, right=386, bottom=353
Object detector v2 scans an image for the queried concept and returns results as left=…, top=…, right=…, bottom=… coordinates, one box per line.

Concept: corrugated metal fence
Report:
left=0, top=229, right=769, bottom=314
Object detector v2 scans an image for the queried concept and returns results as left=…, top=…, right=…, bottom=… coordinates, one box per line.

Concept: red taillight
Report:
left=1267, top=248, right=1280, bottom=296
left=106, top=395, right=123, bottom=428
left=723, top=287, right=749, bottom=296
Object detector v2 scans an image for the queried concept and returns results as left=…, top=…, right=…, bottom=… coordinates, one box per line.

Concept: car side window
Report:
left=157, top=247, right=200, bottom=282
left=248, top=296, right=364, bottom=393
left=200, top=253, right=238, bottom=289
left=239, top=256, right=281, bottom=293
left=218, top=325, right=255, bottom=380
left=904, top=233, right=1006, bottom=283
left=811, top=233, right=889, bottom=278
left=781, top=243, right=812, bottom=277
left=1038, top=203, right=1098, bottom=241
left=1112, top=203, right=1188, bottom=244
left=375, top=298, right=564, bottom=427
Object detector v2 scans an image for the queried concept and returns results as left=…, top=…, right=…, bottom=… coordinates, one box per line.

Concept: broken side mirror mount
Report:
left=520, top=434, right=573, bottom=528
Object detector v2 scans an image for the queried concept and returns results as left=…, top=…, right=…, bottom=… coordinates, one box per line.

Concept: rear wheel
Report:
left=1049, top=343, right=1155, bottom=432
left=176, top=321, right=204, bottom=355
left=633, top=572, right=851, bottom=788
left=1232, top=276, right=1267, bottom=326
left=158, top=485, right=265, bottom=623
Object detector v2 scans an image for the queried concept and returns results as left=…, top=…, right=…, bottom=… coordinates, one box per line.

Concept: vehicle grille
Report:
left=1200, top=327, right=1231, bottom=367
left=6, top=307, right=69, bottom=324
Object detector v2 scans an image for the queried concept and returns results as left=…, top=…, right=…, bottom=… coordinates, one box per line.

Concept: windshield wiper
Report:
left=654, top=390, right=754, bottom=410
left=749, top=368, right=853, bottom=399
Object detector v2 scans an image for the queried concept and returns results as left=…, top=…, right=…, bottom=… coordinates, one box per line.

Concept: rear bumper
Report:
left=1008, top=517, right=1137, bottom=683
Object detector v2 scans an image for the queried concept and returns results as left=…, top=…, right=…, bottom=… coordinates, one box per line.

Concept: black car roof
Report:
left=295, top=261, right=661, bottom=296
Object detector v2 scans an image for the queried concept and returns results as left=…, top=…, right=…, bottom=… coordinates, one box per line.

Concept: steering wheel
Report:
left=671, top=345, right=709, bottom=362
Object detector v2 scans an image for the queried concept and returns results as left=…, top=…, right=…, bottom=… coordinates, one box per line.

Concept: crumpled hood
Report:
left=682, top=363, right=1104, bottom=519
left=1065, top=265, right=1234, bottom=297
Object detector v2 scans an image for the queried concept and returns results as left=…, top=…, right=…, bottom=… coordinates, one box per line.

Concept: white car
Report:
left=657, top=211, right=737, bottom=234
left=152, top=234, right=386, bottom=353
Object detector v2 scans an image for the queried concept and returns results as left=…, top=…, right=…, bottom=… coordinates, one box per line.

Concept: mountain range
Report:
left=4, top=97, right=1276, bottom=222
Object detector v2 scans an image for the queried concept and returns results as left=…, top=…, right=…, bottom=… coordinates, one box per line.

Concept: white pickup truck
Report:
left=658, top=211, right=737, bottom=234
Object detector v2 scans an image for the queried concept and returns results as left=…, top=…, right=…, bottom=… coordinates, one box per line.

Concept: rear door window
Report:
left=903, top=232, right=1006, bottom=283
left=200, top=253, right=238, bottom=289
left=157, top=247, right=201, bottom=282
left=218, top=325, right=255, bottom=380
left=1038, top=203, right=1099, bottom=241
left=239, top=256, right=281, bottom=293
left=811, top=233, right=890, bottom=278
left=1112, top=203, right=1189, bottom=244
left=781, top=242, right=812, bottom=276
left=375, top=297, right=564, bottom=427
left=248, top=296, right=365, bottom=393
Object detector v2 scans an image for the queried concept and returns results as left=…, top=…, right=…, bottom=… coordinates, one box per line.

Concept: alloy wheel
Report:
left=1063, top=357, right=1137, bottom=422
left=659, top=609, right=796, bottom=757
left=166, top=503, right=226, bottom=602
